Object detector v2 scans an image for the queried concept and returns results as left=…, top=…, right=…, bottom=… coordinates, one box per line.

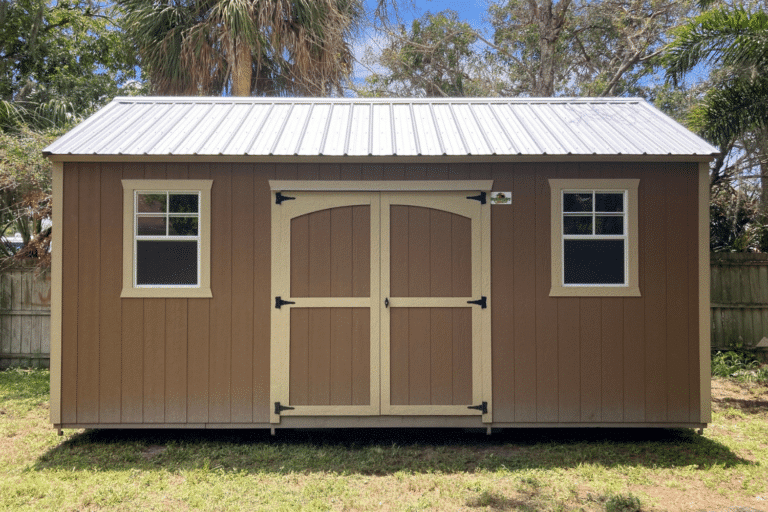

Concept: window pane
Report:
left=137, top=216, right=166, bottom=236
left=169, top=216, right=199, bottom=236
left=595, top=215, right=623, bottom=235
left=595, top=193, right=623, bottom=212
left=564, top=240, right=624, bottom=284
left=137, top=241, right=197, bottom=285
left=563, top=215, right=592, bottom=235
left=563, top=193, right=592, bottom=212
left=169, top=194, right=199, bottom=213
left=138, top=193, right=167, bottom=213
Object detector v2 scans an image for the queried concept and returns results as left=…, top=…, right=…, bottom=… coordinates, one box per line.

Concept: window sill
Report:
left=120, top=287, right=213, bottom=299
left=549, top=286, right=641, bottom=298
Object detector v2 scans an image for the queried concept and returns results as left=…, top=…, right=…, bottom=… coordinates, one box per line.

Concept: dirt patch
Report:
left=141, top=445, right=167, bottom=460
left=712, top=379, right=768, bottom=413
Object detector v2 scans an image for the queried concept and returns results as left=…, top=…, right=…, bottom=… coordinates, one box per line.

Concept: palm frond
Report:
left=664, top=7, right=768, bottom=84
left=689, top=75, right=768, bottom=148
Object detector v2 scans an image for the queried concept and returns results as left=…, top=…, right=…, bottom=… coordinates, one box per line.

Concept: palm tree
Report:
left=665, top=6, right=768, bottom=150
left=119, top=0, right=362, bottom=97
left=665, top=5, right=768, bottom=247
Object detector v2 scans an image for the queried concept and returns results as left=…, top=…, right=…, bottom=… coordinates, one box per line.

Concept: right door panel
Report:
left=381, top=192, right=486, bottom=417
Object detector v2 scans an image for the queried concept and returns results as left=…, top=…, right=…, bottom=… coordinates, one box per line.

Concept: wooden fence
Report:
left=0, top=268, right=51, bottom=369
left=711, top=253, right=768, bottom=350
left=0, top=255, right=766, bottom=367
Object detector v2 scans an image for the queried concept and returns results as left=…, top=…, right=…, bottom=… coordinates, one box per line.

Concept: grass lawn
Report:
left=1, top=368, right=766, bottom=511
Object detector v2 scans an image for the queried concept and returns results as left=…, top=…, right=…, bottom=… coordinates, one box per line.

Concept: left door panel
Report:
left=271, top=192, right=380, bottom=423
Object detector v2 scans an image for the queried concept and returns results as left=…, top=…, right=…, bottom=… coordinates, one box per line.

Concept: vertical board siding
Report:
left=99, top=164, right=123, bottom=422
left=142, top=164, right=166, bottom=424
left=231, top=165, right=254, bottom=422
left=535, top=171, right=558, bottom=422
left=165, top=163, right=189, bottom=424
left=210, top=167, right=232, bottom=422
left=667, top=169, right=691, bottom=422
left=512, top=165, right=537, bottom=422
left=388, top=205, right=475, bottom=406
left=121, top=163, right=144, bottom=423
left=186, top=164, right=211, bottom=424
left=490, top=164, right=515, bottom=422
left=76, top=163, right=100, bottom=423
left=56, top=161, right=703, bottom=426
left=643, top=166, right=669, bottom=422
left=62, top=164, right=79, bottom=424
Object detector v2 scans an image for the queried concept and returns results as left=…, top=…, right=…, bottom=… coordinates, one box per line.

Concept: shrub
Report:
left=711, top=351, right=766, bottom=381
left=605, top=493, right=642, bottom=512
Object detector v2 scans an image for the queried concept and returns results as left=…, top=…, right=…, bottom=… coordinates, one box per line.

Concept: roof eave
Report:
left=46, top=153, right=720, bottom=164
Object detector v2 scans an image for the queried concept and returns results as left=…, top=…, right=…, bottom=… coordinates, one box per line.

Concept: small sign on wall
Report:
left=491, top=192, right=512, bottom=205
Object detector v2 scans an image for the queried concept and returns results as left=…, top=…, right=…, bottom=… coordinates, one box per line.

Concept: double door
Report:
left=270, top=189, right=491, bottom=423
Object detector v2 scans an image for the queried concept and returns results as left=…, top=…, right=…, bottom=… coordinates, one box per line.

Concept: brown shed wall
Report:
left=59, top=161, right=701, bottom=426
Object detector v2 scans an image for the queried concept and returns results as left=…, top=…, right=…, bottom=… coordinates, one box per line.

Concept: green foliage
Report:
left=711, top=351, right=767, bottom=382
left=605, top=493, right=642, bottom=512
left=0, top=0, right=138, bottom=132
left=362, top=10, right=480, bottom=97
left=709, top=184, right=762, bottom=252
left=0, top=127, right=60, bottom=264
left=118, top=0, right=362, bottom=96
left=487, top=0, right=693, bottom=97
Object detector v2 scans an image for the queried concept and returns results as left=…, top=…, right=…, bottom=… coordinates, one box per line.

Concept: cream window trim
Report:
left=549, top=178, right=640, bottom=297
left=269, top=180, right=494, bottom=192
left=121, top=179, right=213, bottom=298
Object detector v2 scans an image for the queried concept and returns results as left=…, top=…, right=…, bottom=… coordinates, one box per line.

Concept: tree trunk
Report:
left=531, top=0, right=571, bottom=96
left=231, top=37, right=252, bottom=97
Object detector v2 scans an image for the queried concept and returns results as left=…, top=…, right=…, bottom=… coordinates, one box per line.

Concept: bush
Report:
left=605, top=493, right=642, bottom=512
left=711, top=351, right=767, bottom=382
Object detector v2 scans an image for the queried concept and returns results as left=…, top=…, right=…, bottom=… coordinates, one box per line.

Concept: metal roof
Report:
left=44, top=97, right=719, bottom=159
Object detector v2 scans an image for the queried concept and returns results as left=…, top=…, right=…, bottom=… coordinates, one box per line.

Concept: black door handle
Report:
left=384, top=298, right=389, bottom=308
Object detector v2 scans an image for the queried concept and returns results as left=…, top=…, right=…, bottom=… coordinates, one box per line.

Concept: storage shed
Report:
left=44, top=97, right=718, bottom=431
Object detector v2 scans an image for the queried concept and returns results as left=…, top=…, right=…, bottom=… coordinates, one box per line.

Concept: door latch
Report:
left=384, top=298, right=389, bottom=308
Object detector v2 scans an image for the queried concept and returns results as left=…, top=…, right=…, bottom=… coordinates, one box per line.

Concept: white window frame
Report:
left=121, top=179, right=213, bottom=298
left=549, top=179, right=640, bottom=297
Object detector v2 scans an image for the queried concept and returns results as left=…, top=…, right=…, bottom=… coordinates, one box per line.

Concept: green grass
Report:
left=2, top=368, right=767, bottom=511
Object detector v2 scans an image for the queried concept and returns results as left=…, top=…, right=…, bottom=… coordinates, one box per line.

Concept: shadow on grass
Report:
left=34, top=427, right=751, bottom=475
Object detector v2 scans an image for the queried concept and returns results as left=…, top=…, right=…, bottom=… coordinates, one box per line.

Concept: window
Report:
left=549, top=179, right=639, bottom=297
left=121, top=180, right=212, bottom=298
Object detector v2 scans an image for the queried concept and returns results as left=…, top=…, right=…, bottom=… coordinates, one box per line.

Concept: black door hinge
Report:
left=467, top=296, right=487, bottom=309
left=275, top=296, right=296, bottom=309
left=466, top=192, right=486, bottom=204
left=468, top=401, right=488, bottom=414
left=276, top=192, right=295, bottom=205
left=274, top=402, right=295, bottom=415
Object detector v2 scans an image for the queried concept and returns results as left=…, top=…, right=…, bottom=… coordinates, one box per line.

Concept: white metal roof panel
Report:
left=370, top=103, right=393, bottom=156
left=44, top=96, right=720, bottom=158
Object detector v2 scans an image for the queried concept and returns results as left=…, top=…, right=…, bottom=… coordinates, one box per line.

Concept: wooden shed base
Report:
left=55, top=419, right=707, bottom=430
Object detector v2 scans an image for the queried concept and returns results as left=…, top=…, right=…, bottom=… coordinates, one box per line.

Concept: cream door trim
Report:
left=270, top=180, right=494, bottom=192
left=270, top=192, right=381, bottom=423
left=380, top=191, right=491, bottom=421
